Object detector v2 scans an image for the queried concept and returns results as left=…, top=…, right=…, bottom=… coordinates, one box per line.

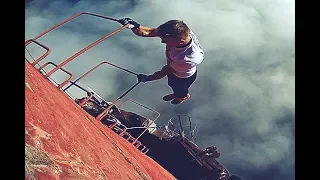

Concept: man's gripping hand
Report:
left=118, top=18, right=140, bottom=29
left=137, top=74, right=152, bottom=83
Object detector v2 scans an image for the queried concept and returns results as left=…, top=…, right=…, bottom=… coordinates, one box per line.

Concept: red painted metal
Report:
left=117, top=98, right=161, bottom=144
left=31, top=12, right=120, bottom=42
left=135, top=141, right=142, bottom=148
left=25, top=39, right=51, bottom=66
left=63, top=61, right=138, bottom=92
left=139, top=145, right=146, bottom=152
left=96, top=81, right=141, bottom=121
left=24, top=11, right=129, bottom=84
left=25, top=11, right=153, bottom=155
left=38, top=62, right=95, bottom=111
left=79, top=92, right=94, bottom=107
left=45, top=24, right=129, bottom=78
left=143, top=148, right=149, bottom=154
left=109, top=120, right=120, bottom=129
left=38, top=61, right=74, bottom=89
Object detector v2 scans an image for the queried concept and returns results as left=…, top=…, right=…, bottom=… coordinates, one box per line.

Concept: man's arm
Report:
left=131, top=26, right=158, bottom=37
left=118, top=18, right=158, bottom=37
left=149, top=65, right=176, bottom=80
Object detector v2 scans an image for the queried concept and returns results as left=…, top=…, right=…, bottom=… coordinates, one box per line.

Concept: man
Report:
left=119, top=18, right=204, bottom=104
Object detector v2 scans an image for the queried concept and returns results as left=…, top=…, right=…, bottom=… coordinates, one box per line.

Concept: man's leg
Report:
left=174, top=71, right=197, bottom=98
left=171, top=71, right=197, bottom=104
left=174, top=84, right=188, bottom=98
left=163, top=74, right=180, bottom=101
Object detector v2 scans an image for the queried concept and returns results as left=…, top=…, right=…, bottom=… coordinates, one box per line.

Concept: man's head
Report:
left=157, top=20, right=190, bottom=47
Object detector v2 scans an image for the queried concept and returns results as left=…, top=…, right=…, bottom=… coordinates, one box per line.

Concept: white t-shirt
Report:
left=166, top=30, right=204, bottom=78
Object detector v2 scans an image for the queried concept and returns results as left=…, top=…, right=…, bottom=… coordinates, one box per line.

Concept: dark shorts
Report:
left=167, top=71, right=197, bottom=98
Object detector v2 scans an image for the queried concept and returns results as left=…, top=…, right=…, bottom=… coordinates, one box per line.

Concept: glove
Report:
left=137, top=74, right=152, bottom=83
left=118, top=17, right=140, bottom=29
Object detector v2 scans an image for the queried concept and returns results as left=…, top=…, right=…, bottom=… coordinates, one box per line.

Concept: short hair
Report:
left=157, top=20, right=190, bottom=38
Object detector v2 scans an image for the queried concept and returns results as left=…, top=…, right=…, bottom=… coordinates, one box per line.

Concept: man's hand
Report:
left=118, top=17, right=140, bottom=29
left=137, top=74, right=152, bottom=83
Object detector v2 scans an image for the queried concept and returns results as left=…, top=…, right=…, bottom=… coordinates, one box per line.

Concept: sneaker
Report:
left=171, top=94, right=191, bottom=105
left=162, top=94, right=176, bottom=101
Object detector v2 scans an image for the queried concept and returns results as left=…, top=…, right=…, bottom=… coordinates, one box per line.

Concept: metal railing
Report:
left=102, top=115, right=149, bottom=154
left=25, top=39, right=51, bottom=66
left=38, top=62, right=74, bottom=89
left=117, top=98, right=161, bottom=144
left=25, top=12, right=150, bottom=154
